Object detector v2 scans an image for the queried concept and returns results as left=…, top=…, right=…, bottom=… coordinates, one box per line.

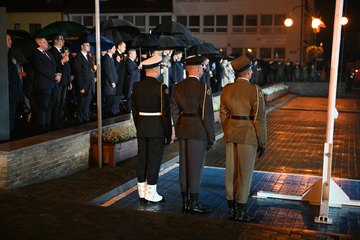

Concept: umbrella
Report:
left=152, top=21, right=198, bottom=47
left=35, top=21, right=88, bottom=39
left=8, top=30, right=37, bottom=61
left=157, top=35, right=186, bottom=50
left=101, top=29, right=135, bottom=43
left=186, top=43, right=219, bottom=57
left=71, top=34, right=115, bottom=54
left=100, top=19, right=140, bottom=35
left=131, top=33, right=162, bottom=51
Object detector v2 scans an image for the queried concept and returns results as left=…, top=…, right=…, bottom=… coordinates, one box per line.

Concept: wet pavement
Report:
left=0, top=91, right=360, bottom=239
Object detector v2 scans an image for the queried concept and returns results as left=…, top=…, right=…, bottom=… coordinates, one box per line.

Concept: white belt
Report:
left=139, top=112, right=162, bottom=116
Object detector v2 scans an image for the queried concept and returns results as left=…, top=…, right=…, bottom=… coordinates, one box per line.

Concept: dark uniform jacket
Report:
left=131, top=76, right=172, bottom=138
left=32, top=49, right=57, bottom=95
left=114, top=50, right=126, bottom=96
left=220, top=78, right=267, bottom=149
left=48, top=46, right=71, bottom=87
left=102, top=53, right=118, bottom=96
left=72, top=52, right=95, bottom=96
left=171, top=76, right=215, bottom=142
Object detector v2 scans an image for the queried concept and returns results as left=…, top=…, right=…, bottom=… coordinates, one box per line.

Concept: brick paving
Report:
left=0, top=92, right=359, bottom=239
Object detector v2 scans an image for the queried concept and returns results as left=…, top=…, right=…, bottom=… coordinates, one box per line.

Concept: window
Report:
left=274, top=14, right=286, bottom=26
left=189, top=15, right=200, bottom=32
left=260, top=15, right=272, bottom=26
left=231, top=48, right=243, bottom=56
left=14, top=23, right=20, bottom=30
left=204, top=15, right=215, bottom=32
left=177, top=15, right=187, bottom=26
left=161, top=16, right=171, bottom=23
left=216, top=15, right=227, bottom=32
left=232, top=15, right=244, bottom=32
left=135, top=16, right=146, bottom=32
left=123, top=16, right=134, bottom=24
left=260, top=48, right=272, bottom=59
left=29, top=23, right=41, bottom=36
left=150, top=16, right=160, bottom=27
left=273, top=48, right=285, bottom=59
left=71, top=16, right=82, bottom=24
left=245, top=15, right=257, bottom=33
left=83, top=16, right=94, bottom=27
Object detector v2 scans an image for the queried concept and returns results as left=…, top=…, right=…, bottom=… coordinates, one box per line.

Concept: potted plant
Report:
left=91, top=124, right=137, bottom=167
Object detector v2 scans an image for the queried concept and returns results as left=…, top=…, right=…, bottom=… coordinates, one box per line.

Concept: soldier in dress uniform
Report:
left=171, top=56, right=215, bottom=214
left=220, top=55, right=267, bottom=222
left=131, top=55, right=172, bottom=203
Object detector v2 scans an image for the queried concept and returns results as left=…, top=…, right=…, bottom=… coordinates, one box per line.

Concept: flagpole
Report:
left=95, top=0, right=103, bottom=168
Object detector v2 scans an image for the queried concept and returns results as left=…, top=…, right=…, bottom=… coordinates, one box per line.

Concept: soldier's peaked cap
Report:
left=185, top=55, right=205, bottom=66
left=142, top=55, right=162, bottom=69
left=231, top=55, right=251, bottom=73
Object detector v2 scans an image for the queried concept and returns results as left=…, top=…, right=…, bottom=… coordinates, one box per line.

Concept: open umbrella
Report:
left=157, top=35, right=186, bottom=50
left=35, top=21, right=88, bottom=39
left=131, top=33, right=162, bottom=51
left=151, top=21, right=198, bottom=47
left=71, top=34, right=114, bottom=54
left=186, top=43, right=219, bottom=57
left=101, top=29, right=135, bottom=43
left=100, top=19, right=140, bottom=35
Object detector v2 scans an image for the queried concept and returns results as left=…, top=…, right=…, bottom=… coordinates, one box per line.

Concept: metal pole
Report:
left=300, top=0, right=304, bottom=64
left=95, top=0, right=103, bottom=168
left=315, top=0, right=343, bottom=224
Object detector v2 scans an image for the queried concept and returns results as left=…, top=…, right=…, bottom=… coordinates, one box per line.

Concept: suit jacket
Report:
left=125, top=58, right=140, bottom=96
left=131, top=76, right=172, bottom=138
left=102, top=53, right=118, bottom=96
left=220, top=78, right=267, bottom=149
left=114, top=51, right=126, bottom=96
left=32, top=49, right=58, bottom=95
left=72, top=52, right=95, bottom=96
left=48, top=46, right=71, bottom=87
left=171, top=76, right=215, bottom=142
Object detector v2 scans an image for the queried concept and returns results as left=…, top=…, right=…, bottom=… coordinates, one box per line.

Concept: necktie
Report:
left=43, top=51, right=51, bottom=60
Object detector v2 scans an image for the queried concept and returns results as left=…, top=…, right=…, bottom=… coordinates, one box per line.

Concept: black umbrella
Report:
left=157, top=35, right=186, bottom=50
left=131, top=33, right=162, bottom=50
left=35, top=21, right=88, bottom=39
left=101, top=29, right=135, bottom=43
left=71, top=34, right=115, bottom=54
left=100, top=19, right=140, bottom=35
left=8, top=30, right=37, bottom=61
left=186, top=43, right=219, bottom=57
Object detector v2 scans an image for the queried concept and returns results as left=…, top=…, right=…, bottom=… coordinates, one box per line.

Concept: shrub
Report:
left=91, top=124, right=137, bottom=144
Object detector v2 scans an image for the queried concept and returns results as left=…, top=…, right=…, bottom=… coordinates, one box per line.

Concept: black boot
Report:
left=227, top=200, right=236, bottom=221
left=188, top=193, right=211, bottom=214
left=181, top=192, right=189, bottom=213
left=235, top=203, right=257, bottom=223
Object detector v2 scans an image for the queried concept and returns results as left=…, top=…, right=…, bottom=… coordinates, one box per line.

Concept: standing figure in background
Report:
left=32, top=37, right=61, bottom=133
left=102, top=45, right=118, bottom=117
left=125, top=49, right=141, bottom=112
left=114, top=41, right=127, bottom=113
left=220, top=55, right=267, bottom=222
left=72, top=40, right=96, bottom=123
left=48, top=34, right=71, bottom=129
left=7, top=33, right=24, bottom=137
left=171, top=56, right=215, bottom=214
left=131, top=55, right=172, bottom=203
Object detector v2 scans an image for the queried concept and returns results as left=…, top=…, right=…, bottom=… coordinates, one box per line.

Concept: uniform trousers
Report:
left=179, top=138, right=207, bottom=194
left=225, top=142, right=257, bottom=204
left=136, top=137, right=164, bottom=185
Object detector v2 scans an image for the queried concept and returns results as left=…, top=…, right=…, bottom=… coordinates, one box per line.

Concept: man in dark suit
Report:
left=102, top=45, right=118, bottom=117
left=131, top=55, right=172, bottom=203
left=48, top=34, right=71, bottom=129
left=72, top=41, right=96, bottom=123
left=125, top=49, right=141, bottom=112
left=114, top=41, right=127, bottom=113
left=220, top=55, right=267, bottom=222
left=171, top=56, right=215, bottom=214
left=32, top=37, right=61, bottom=132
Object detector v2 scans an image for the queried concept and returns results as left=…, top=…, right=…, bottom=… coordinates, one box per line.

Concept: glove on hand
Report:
left=206, top=141, right=214, bottom=151
left=257, top=146, right=265, bottom=158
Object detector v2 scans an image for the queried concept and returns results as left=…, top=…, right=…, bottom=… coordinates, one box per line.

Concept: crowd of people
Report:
left=7, top=30, right=270, bottom=222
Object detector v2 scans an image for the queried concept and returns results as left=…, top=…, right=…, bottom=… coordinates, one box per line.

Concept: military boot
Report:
left=227, top=199, right=237, bottom=221
left=235, top=203, right=257, bottom=223
left=188, top=193, right=211, bottom=214
left=181, top=192, right=189, bottom=213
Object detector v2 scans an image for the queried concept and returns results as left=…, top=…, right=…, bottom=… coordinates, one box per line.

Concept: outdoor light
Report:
left=341, top=16, right=348, bottom=25
left=284, top=18, right=293, bottom=27
left=312, top=18, right=321, bottom=29
left=247, top=48, right=252, bottom=53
